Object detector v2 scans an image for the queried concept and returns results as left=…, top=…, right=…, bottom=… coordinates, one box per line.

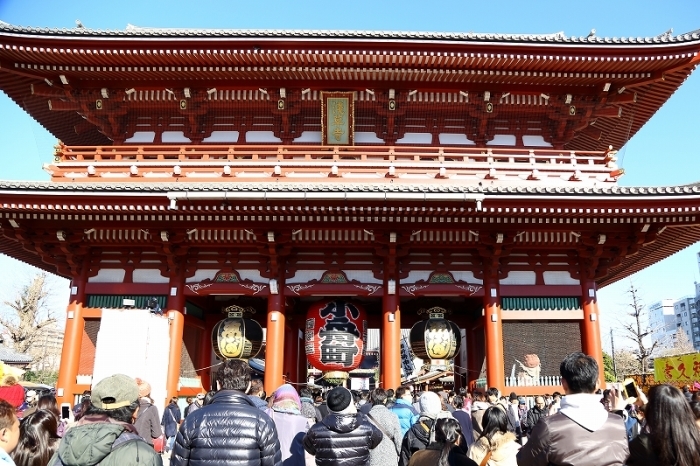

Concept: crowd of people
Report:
left=0, top=351, right=699, bottom=466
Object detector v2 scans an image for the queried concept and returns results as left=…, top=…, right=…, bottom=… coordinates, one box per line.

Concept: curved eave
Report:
left=1, top=23, right=699, bottom=47
left=0, top=238, right=60, bottom=275
left=598, top=224, right=700, bottom=287
left=1, top=25, right=699, bottom=150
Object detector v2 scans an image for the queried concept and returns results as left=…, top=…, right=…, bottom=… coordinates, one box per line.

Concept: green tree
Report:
left=603, top=351, right=616, bottom=382
left=22, top=370, right=58, bottom=386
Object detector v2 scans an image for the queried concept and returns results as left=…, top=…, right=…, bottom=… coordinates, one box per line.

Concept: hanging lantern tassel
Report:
left=322, top=371, right=349, bottom=386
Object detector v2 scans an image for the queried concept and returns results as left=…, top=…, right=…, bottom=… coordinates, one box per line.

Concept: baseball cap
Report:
left=91, top=374, right=139, bottom=410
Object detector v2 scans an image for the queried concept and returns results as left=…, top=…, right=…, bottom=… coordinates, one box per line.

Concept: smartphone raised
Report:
left=61, top=404, right=71, bottom=419
left=622, top=378, right=638, bottom=400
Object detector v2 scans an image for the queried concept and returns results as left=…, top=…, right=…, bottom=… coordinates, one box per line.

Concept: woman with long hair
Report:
left=467, top=406, right=519, bottom=466
left=11, top=410, right=60, bottom=466
left=35, top=394, right=68, bottom=437
left=627, top=384, right=700, bottom=466
left=408, top=417, right=476, bottom=466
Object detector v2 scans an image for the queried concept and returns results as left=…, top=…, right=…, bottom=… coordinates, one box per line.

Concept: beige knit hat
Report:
left=135, top=377, right=152, bottom=398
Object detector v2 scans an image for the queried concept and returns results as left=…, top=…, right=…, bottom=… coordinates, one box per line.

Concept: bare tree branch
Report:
left=616, top=280, right=657, bottom=373
left=0, top=273, right=58, bottom=356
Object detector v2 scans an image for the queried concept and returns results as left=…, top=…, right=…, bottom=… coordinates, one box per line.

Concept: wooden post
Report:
left=265, top=291, right=286, bottom=394
left=483, top=275, right=504, bottom=391
left=56, top=301, right=85, bottom=407
left=381, top=280, right=402, bottom=391
left=165, top=274, right=185, bottom=402
left=581, top=278, right=605, bottom=387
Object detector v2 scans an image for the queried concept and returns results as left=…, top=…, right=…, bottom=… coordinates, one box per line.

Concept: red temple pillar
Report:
left=165, top=272, right=185, bottom=402
left=265, top=279, right=286, bottom=394
left=56, top=268, right=89, bottom=407
left=483, top=275, right=504, bottom=391
left=580, top=278, right=605, bottom=387
left=382, top=278, right=402, bottom=391
left=56, top=301, right=85, bottom=407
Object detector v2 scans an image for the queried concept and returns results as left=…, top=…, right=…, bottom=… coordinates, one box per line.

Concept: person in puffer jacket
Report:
left=303, top=386, right=382, bottom=466
left=170, top=359, right=282, bottom=466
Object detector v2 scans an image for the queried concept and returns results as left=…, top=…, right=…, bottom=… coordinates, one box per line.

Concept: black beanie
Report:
left=327, top=387, right=352, bottom=413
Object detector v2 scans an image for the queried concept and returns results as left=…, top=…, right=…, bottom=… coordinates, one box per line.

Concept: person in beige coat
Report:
left=468, top=406, right=519, bottom=466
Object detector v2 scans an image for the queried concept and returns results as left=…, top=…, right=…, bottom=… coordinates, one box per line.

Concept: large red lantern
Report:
left=410, top=307, right=461, bottom=361
left=212, top=305, right=264, bottom=360
left=305, top=300, right=367, bottom=385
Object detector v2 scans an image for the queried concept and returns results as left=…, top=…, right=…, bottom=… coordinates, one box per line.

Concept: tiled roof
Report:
left=1, top=22, right=699, bottom=46
left=1, top=180, right=699, bottom=197
left=0, top=346, right=32, bottom=364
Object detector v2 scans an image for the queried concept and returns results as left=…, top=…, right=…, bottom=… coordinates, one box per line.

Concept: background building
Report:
left=649, top=299, right=677, bottom=350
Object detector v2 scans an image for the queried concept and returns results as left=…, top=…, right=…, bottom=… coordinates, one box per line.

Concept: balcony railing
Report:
left=47, top=144, right=622, bottom=184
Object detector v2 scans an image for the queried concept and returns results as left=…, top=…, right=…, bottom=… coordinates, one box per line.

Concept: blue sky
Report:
left=0, top=0, right=699, bottom=346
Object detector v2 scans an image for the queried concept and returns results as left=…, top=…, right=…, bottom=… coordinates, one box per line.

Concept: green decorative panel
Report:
left=428, top=272, right=455, bottom=284
left=501, top=297, right=580, bottom=311
left=87, top=295, right=167, bottom=309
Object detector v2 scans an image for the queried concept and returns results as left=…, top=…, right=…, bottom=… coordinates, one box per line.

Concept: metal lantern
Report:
left=305, top=300, right=367, bottom=385
left=212, top=305, right=264, bottom=360
left=409, top=307, right=461, bottom=361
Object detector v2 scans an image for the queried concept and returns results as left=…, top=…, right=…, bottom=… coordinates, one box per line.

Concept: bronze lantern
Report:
left=212, top=305, right=264, bottom=360
left=409, top=306, right=461, bottom=361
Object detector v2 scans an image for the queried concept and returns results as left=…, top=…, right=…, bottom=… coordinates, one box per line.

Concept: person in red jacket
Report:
left=0, top=376, right=24, bottom=410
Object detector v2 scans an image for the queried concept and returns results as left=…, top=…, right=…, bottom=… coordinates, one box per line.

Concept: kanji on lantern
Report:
left=305, top=300, right=367, bottom=372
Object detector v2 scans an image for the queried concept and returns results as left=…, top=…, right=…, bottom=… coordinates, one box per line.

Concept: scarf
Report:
left=271, top=384, right=302, bottom=415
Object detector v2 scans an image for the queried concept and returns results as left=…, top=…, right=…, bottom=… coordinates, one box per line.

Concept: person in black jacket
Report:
left=303, top=386, right=382, bottom=466
left=170, top=359, right=282, bottom=466
left=162, top=397, right=181, bottom=454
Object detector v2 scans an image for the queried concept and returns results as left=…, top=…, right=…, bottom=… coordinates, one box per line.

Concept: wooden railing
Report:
left=48, top=144, right=622, bottom=183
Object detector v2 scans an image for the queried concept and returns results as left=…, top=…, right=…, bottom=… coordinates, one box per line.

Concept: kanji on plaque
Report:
left=305, top=300, right=367, bottom=372
left=654, top=352, right=700, bottom=383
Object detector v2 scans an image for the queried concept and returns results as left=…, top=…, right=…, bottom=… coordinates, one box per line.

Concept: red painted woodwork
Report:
left=265, top=294, right=286, bottom=394
left=56, top=302, right=84, bottom=407
left=382, top=292, right=402, bottom=391
left=3, top=23, right=700, bottom=399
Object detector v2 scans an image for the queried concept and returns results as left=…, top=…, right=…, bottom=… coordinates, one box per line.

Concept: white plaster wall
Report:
left=288, top=270, right=325, bottom=284
left=132, top=269, right=169, bottom=284
left=237, top=269, right=266, bottom=283
left=500, top=271, right=537, bottom=285
left=344, top=270, right=382, bottom=284
left=202, top=131, right=239, bottom=143
left=188, top=269, right=219, bottom=283
left=452, top=271, right=482, bottom=284
left=543, top=271, right=580, bottom=285
left=88, top=269, right=126, bottom=283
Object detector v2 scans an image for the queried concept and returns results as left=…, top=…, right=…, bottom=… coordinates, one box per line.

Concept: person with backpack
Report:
left=49, top=374, right=162, bottom=466
left=162, top=396, right=181, bottom=455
